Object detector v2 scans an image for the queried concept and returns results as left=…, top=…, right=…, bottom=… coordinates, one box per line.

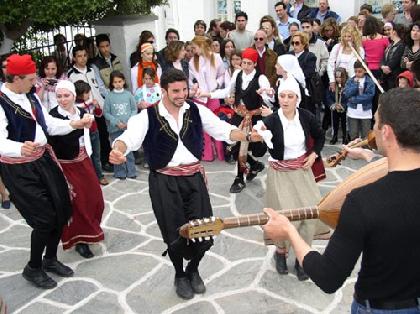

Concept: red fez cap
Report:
left=242, top=48, right=258, bottom=63
left=6, top=54, right=36, bottom=76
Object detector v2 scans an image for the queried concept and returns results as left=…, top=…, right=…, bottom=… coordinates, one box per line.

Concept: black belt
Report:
left=354, top=294, right=420, bottom=310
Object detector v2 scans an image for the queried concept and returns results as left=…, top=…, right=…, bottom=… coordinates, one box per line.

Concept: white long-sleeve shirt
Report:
left=210, top=69, right=272, bottom=105
left=0, top=84, right=74, bottom=157
left=116, top=100, right=237, bottom=167
left=328, top=44, right=365, bottom=83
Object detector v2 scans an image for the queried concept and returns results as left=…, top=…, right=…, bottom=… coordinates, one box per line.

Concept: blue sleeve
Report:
left=103, top=95, right=118, bottom=127
left=351, top=79, right=375, bottom=105
left=342, top=79, right=358, bottom=104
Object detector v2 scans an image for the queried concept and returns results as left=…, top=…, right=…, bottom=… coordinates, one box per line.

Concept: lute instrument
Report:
left=325, top=131, right=377, bottom=168
left=179, top=157, right=388, bottom=242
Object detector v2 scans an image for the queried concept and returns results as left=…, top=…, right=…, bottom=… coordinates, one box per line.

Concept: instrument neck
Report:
left=223, top=206, right=319, bottom=229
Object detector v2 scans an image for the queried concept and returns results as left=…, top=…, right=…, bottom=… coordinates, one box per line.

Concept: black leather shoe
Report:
left=187, top=271, right=206, bottom=294
left=75, top=243, right=94, bottom=259
left=329, top=134, right=338, bottom=145
left=229, top=177, right=246, bottom=193
left=174, top=276, right=194, bottom=299
left=273, top=252, right=288, bottom=274
left=22, top=264, right=57, bottom=289
left=246, top=162, right=265, bottom=181
left=42, top=257, right=74, bottom=277
left=295, top=259, right=309, bottom=281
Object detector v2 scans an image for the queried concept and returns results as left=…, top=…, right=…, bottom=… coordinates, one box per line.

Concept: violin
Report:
left=325, top=131, right=377, bottom=167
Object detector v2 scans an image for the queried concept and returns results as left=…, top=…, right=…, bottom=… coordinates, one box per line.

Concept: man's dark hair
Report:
left=300, top=18, right=314, bottom=26
left=74, top=80, right=91, bottom=99
left=5, top=74, right=26, bottom=84
left=288, top=22, right=300, bottom=30
left=354, top=61, right=364, bottom=69
left=165, top=28, right=180, bottom=41
left=378, top=89, right=420, bottom=152
left=360, top=4, right=373, bottom=14
left=209, top=19, right=221, bottom=31
left=95, top=33, right=110, bottom=47
left=274, top=1, right=287, bottom=10
left=235, top=11, right=248, bottom=21
left=160, top=68, right=187, bottom=91
left=220, top=20, right=235, bottom=31
left=39, top=56, right=63, bottom=79
left=72, top=45, right=87, bottom=57
left=109, top=70, right=127, bottom=90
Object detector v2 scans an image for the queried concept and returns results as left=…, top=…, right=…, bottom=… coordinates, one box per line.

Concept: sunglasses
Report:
left=291, top=41, right=301, bottom=46
left=254, top=37, right=265, bottom=41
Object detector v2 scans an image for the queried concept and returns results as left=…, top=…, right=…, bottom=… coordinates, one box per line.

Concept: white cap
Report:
left=56, top=80, right=76, bottom=97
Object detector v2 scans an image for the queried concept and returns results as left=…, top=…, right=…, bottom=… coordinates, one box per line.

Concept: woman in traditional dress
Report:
left=48, top=80, right=105, bottom=258
left=256, top=77, right=325, bottom=281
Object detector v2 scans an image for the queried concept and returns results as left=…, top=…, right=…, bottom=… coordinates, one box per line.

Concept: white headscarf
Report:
left=278, top=76, right=301, bottom=107
left=56, top=80, right=76, bottom=97
left=276, top=54, right=306, bottom=88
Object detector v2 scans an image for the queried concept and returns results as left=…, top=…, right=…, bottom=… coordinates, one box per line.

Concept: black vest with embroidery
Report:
left=143, top=100, right=203, bottom=170
left=234, top=70, right=263, bottom=110
left=48, top=107, right=85, bottom=160
left=0, top=91, right=47, bottom=142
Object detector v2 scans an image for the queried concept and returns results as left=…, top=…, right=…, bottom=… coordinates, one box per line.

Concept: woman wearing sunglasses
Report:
left=289, top=31, right=317, bottom=114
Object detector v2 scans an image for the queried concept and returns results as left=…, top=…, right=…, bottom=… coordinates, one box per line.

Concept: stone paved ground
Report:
left=0, top=144, right=370, bottom=314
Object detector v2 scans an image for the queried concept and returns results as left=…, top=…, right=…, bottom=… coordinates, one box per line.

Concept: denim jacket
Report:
left=343, top=75, right=375, bottom=111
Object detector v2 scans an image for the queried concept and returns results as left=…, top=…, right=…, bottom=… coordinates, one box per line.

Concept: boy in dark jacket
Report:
left=342, top=61, right=375, bottom=140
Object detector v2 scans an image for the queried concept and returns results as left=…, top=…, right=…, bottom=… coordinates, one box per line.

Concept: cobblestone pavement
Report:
left=0, top=144, right=370, bottom=314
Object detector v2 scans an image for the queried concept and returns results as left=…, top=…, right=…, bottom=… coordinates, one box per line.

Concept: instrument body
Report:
left=179, top=158, right=389, bottom=241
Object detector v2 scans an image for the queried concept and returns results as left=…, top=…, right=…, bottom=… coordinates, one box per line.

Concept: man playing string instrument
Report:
left=263, top=88, right=420, bottom=313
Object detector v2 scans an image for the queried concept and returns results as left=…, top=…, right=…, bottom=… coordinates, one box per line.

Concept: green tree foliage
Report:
left=0, top=0, right=166, bottom=31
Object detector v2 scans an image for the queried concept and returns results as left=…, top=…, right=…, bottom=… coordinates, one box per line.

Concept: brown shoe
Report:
left=99, top=177, right=109, bottom=186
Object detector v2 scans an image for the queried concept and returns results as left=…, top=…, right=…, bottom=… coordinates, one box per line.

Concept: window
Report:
left=216, top=0, right=242, bottom=21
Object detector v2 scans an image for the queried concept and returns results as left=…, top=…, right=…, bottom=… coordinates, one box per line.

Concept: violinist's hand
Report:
left=344, top=147, right=374, bottom=162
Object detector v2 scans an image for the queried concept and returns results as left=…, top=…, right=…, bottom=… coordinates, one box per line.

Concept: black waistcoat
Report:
left=143, top=100, right=203, bottom=170
left=48, top=107, right=85, bottom=160
left=234, top=70, right=263, bottom=110
left=0, top=91, right=47, bottom=142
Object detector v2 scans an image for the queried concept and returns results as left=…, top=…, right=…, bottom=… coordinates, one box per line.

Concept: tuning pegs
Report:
left=204, top=218, right=210, bottom=223
left=191, top=238, right=196, bottom=243
left=198, top=237, right=203, bottom=242
left=204, top=236, right=211, bottom=241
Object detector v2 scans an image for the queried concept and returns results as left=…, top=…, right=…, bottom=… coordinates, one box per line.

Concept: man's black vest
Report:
left=0, top=90, right=47, bottom=142
left=234, top=70, right=263, bottom=110
left=143, top=100, right=203, bottom=170
left=48, top=107, right=85, bottom=160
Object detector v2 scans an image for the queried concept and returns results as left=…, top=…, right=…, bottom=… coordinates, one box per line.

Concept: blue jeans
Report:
left=90, top=130, right=104, bottom=179
left=109, top=131, right=137, bottom=178
left=352, top=300, right=420, bottom=314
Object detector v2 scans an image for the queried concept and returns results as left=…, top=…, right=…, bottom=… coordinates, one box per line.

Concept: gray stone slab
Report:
left=235, top=192, right=265, bottom=216
left=144, top=222, right=162, bottom=239
left=102, top=187, right=123, bottom=203
left=216, top=290, right=309, bottom=314
left=0, top=225, right=31, bottom=248
left=136, top=239, right=167, bottom=256
left=172, top=301, right=218, bottom=314
left=106, top=211, right=142, bottom=233
left=0, top=215, right=9, bottom=231
left=211, top=232, right=267, bottom=262
left=260, top=269, right=335, bottom=312
left=19, top=302, right=64, bottom=314
left=0, top=206, right=22, bottom=221
left=222, top=225, right=264, bottom=243
left=135, top=213, right=156, bottom=226
left=113, top=193, right=153, bottom=214
left=0, top=274, right=44, bottom=313
left=45, top=280, right=98, bottom=305
left=108, top=179, right=148, bottom=194
left=0, top=249, right=28, bottom=272
left=75, top=292, right=124, bottom=313
left=330, top=281, right=355, bottom=313
left=206, top=260, right=262, bottom=294
left=102, top=229, right=147, bottom=253
left=195, top=254, right=225, bottom=280
left=126, top=264, right=183, bottom=313
left=75, top=254, right=159, bottom=291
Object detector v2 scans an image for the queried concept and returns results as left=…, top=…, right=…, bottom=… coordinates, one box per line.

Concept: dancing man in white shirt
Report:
left=109, top=68, right=261, bottom=300
left=0, top=54, right=93, bottom=289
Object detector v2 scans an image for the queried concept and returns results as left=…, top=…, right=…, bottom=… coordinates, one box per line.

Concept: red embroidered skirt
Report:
left=60, top=150, right=104, bottom=250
